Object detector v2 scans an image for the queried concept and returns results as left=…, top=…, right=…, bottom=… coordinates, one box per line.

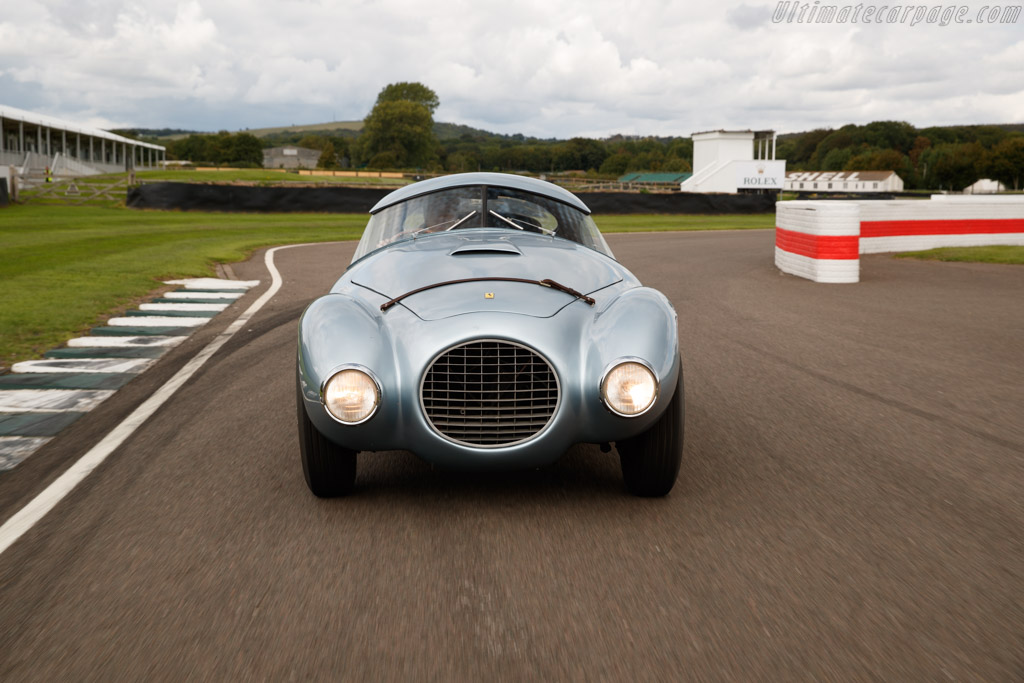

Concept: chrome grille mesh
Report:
left=421, top=340, right=559, bottom=447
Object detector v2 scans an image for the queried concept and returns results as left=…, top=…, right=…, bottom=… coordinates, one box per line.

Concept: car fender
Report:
left=297, top=292, right=394, bottom=411
left=585, top=286, right=680, bottom=424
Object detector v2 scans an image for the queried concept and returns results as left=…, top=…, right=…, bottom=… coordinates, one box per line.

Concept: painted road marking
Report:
left=164, top=291, right=243, bottom=300
left=139, top=303, right=229, bottom=312
left=0, top=278, right=259, bottom=475
left=67, top=335, right=185, bottom=348
left=0, top=412, right=85, bottom=437
left=0, top=437, right=53, bottom=471
left=164, top=277, right=260, bottom=290
left=0, top=244, right=303, bottom=556
left=12, top=358, right=156, bottom=374
left=107, top=316, right=210, bottom=327
left=91, top=326, right=192, bottom=336
left=125, top=310, right=219, bottom=318
left=0, top=373, right=134, bottom=390
left=0, top=389, right=115, bottom=413
left=46, top=347, right=168, bottom=360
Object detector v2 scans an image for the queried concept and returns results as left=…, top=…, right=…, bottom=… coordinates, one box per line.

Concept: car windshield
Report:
left=352, top=185, right=613, bottom=262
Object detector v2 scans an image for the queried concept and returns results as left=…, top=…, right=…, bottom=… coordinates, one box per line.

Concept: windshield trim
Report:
left=350, top=184, right=613, bottom=268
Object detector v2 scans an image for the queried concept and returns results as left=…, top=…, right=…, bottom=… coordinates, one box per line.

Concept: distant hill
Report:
left=240, top=120, right=365, bottom=138
left=138, top=119, right=540, bottom=143
left=778, top=122, right=1024, bottom=140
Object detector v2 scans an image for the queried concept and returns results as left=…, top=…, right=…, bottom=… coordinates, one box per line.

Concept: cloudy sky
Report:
left=1, top=0, right=1022, bottom=138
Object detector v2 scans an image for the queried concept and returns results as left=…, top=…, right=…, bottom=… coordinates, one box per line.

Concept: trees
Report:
left=317, top=142, right=340, bottom=169
left=356, top=83, right=439, bottom=168
left=230, top=133, right=264, bottom=167
left=166, top=131, right=263, bottom=166
left=922, top=142, right=988, bottom=191
left=988, top=136, right=1024, bottom=189
left=374, top=82, right=440, bottom=115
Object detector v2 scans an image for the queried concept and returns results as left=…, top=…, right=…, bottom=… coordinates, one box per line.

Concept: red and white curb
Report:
left=0, top=277, right=259, bottom=471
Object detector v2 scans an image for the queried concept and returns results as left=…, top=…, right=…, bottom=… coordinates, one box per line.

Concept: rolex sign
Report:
left=735, top=160, right=786, bottom=190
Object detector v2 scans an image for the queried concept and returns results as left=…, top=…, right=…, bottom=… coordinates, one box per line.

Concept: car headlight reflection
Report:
left=323, top=368, right=380, bottom=424
left=601, top=361, right=658, bottom=417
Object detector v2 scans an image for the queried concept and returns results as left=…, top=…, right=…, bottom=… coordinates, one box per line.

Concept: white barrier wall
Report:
left=859, top=197, right=1024, bottom=254
left=776, top=197, right=1024, bottom=283
left=775, top=201, right=860, bottom=283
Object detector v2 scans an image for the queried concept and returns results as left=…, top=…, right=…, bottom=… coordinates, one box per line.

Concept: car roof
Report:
left=369, top=172, right=592, bottom=215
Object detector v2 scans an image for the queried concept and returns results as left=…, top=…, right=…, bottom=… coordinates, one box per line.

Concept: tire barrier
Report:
left=578, top=190, right=776, bottom=215
left=775, top=201, right=860, bottom=283
left=127, top=182, right=394, bottom=213
left=776, top=196, right=1024, bottom=283
left=126, top=182, right=777, bottom=215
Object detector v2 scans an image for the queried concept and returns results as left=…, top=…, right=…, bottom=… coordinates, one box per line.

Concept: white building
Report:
left=680, top=130, right=786, bottom=194
left=963, top=178, right=1006, bottom=194
left=263, top=145, right=321, bottom=169
left=784, top=170, right=904, bottom=193
left=1, top=104, right=165, bottom=177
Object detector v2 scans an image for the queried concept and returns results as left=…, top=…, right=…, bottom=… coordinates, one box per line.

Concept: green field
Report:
left=894, top=245, right=1024, bottom=264
left=0, top=205, right=773, bottom=368
left=16, top=171, right=411, bottom=210
left=0, top=206, right=365, bottom=369
left=597, top=214, right=774, bottom=232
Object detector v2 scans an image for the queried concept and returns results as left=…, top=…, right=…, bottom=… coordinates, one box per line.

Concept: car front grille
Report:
left=421, top=340, right=559, bottom=447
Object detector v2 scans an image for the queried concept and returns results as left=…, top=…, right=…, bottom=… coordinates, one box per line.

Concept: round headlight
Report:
left=322, top=368, right=379, bottom=424
left=601, top=361, right=658, bottom=416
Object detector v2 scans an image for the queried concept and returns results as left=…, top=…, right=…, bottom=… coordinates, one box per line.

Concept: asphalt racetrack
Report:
left=0, top=230, right=1021, bottom=680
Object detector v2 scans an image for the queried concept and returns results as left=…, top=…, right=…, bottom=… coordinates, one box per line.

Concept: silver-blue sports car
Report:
left=296, top=172, right=683, bottom=497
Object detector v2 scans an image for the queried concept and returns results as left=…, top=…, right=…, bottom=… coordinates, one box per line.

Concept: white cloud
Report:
left=0, top=0, right=1020, bottom=136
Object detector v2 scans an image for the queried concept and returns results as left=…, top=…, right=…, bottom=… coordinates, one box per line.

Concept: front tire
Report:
left=297, top=377, right=357, bottom=497
left=616, top=362, right=684, bottom=497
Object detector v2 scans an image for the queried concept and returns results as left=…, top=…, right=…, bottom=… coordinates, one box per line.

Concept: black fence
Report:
left=127, top=182, right=776, bottom=215
left=579, top=190, right=775, bottom=214
left=0, top=178, right=9, bottom=207
left=127, top=182, right=393, bottom=213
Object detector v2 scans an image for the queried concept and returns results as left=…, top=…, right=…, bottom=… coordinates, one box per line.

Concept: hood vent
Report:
left=449, top=243, right=522, bottom=257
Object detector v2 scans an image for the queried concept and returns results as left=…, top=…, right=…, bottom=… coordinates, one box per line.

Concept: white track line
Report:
left=139, top=303, right=229, bottom=312
left=12, top=358, right=156, bottom=374
left=163, top=291, right=243, bottom=300
left=107, top=316, right=211, bottom=327
left=67, top=336, right=185, bottom=348
left=164, top=277, right=260, bottom=290
left=0, top=244, right=310, bottom=557
left=0, top=389, right=115, bottom=413
left=0, top=437, right=53, bottom=471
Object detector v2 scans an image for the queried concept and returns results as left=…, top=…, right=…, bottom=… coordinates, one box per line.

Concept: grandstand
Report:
left=0, top=104, right=165, bottom=179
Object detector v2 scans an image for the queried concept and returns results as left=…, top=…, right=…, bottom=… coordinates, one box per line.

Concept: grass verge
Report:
left=596, top=213, right=774, bottom=232
left=0, top=205, right=365, bottom=368
left=0, top=205, right=773, bottom=368
left=895, top=245, right=1024, bottom=265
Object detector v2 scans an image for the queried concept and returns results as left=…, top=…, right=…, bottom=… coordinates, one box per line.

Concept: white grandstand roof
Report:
left=0, top=104, right=165, bottom=151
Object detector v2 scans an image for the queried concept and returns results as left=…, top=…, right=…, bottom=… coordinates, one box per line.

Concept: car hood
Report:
left=341, top=230, right=631, bottom=320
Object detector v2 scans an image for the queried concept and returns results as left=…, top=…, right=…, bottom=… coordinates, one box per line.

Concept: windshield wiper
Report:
left=380, top=277, right=595, bottom=311
left=412, top=210, right=477, bottom=237
left=445, top=210, right=478, bottom=231
left=488, top=210, right=555, bottom=236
